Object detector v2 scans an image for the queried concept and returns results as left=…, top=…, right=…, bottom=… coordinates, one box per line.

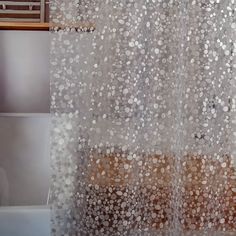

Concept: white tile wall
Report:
left=0, top=30, right=50, bottom=206
left=0, top=31, right=49, bottom=113
left=0, top=116, right=50, bottom=206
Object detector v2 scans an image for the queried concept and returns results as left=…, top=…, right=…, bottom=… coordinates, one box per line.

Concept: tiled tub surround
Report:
left=0, top=28, right=50, bottom=236
left=0, top=116, right=50, bottom=206
left=0, top=30, right=49, bottom=113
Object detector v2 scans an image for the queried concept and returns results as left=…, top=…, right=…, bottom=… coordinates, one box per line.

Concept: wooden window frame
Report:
left=0, top=1, right=49, bottom=31
left=0, top=1, right=96, bottom=31
left=0, top=22, right=49, bottom=31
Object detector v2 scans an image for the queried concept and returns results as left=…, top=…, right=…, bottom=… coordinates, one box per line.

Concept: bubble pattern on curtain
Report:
left=50, top=0, right=236, bottom=235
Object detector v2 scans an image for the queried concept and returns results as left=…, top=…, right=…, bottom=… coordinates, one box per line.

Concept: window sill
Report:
left=0, top=22, right=49, bottom=31
left=0, top=22, right=96, bottom=31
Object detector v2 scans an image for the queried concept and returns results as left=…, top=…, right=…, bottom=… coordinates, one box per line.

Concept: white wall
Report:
left=0, top=31, right=50, bottom=206
left=0, top=117, right=50, bottom=206
left=0, top=31, right=50, bottom=113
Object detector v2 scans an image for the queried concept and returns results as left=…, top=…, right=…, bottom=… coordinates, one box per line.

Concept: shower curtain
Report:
left=50, top=0, right=236, bottom=235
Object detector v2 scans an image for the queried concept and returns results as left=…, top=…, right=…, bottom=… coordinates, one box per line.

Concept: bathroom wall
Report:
left=0, top=31, right=50, bottom=206
left=0, top=116, right=50, bottom=206
left=0, top=30, right=50, bottom=113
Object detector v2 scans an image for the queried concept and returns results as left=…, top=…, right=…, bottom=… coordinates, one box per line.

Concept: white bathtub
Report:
left=0, top=206, right=50, bottom=236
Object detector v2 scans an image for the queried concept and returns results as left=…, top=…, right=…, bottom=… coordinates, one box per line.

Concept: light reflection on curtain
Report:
left=50, top=1, right=236, bottom=235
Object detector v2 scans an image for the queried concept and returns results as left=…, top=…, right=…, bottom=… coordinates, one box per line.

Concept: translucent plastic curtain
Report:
left=50, top=1, right=236, bottom=235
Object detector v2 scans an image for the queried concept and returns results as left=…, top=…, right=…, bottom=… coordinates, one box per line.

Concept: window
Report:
left=0, top=0, right=49, bottom=30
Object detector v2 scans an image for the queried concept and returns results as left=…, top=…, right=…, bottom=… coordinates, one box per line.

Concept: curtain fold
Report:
left=50, top=1, right=236, bottom=235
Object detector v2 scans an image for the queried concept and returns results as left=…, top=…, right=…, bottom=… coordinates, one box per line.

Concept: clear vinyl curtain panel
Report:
left=50, top=0, right=236, bottom=235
